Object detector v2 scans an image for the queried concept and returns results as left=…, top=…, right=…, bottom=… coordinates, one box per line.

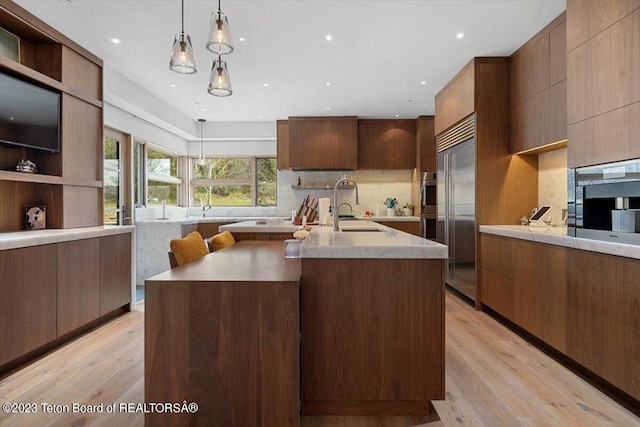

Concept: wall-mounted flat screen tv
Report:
left=0, top=71, right=61, bottom=152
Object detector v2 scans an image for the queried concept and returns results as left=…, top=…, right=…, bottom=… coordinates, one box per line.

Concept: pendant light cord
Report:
left=218, top=0, right=221, bottom=12
left=181, top=0, right=185, bottom=34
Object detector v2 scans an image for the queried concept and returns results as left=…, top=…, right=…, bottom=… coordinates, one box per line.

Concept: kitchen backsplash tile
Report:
left=277, top=170, right=414, bottom=217
left=538, top=148, right=567, bottom=225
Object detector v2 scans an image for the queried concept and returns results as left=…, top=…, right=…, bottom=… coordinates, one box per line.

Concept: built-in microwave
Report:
left=568, top=158, right=640, bottom=245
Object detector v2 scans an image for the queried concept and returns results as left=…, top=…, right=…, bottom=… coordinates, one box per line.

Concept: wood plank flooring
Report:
left=1, top=291, right=639, bottom=426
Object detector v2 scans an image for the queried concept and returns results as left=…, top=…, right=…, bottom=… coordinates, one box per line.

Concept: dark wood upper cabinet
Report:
left=567, top=2, right=640, bottom=167
left=357, top=120, right=416, bottom=170
left=416, top=116, right=436, bottom=172
left=435, top=62, right=475, bottom=134
left=276, top=120, right=289, bottom=170
left=394, top=120, right=417, bottom=169
left=510, top=12, right=567, bottom=154
left=288, top=117, right=357, bottom=170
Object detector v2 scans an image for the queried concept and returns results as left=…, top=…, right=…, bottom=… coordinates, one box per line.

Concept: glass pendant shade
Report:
left=206, top=9, right=234, bottom=55
left=208, top=56, right=232, bottom=97
left=170, top=33, right=197, bottom=74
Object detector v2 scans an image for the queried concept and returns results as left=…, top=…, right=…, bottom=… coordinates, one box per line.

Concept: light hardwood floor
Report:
left=1, top=291, right=638, bottom=426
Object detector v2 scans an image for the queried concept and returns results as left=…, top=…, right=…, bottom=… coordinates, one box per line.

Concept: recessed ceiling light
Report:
left=263, top=83, right=269, bottom=87
left=239, top=37, right=246, bottom=42
left=258, top=115, right=262, bottom=119
left=9, top=117, right=14, bottom=120
left=170, top=84, right=176, bottom=88
left=111, top=38, right=121, bottom=44
left=326, top=107, right=331, bottom=111
left=456, top=32, right=464, bottom=39
left=420, top=81, right=426, bottom=85
left=202, top=108, right=207, bottom=112
left=325, top=34, right=332, bottom=41
left=395, top=114, right=399, bottom=118
left=325, top=82, right=331, bottom=86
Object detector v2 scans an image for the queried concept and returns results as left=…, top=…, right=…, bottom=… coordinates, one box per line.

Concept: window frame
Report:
left=190, top=156, right=277, bottom=207
left=134, top=138, right=183, bottom=206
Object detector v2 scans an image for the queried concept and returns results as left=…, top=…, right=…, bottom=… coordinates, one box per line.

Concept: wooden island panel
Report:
left=301, top=257, right=444, bottom=416
left=145, top=241, right=301, bottom=427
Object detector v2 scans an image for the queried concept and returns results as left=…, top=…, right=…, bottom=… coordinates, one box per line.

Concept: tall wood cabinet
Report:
left=416, top=116, right=435, bottom=172
left=357, top=119, right=416, bottom=169
left=510, top=13, right=567, bottom=154
left=436, top=58, right=538, bottom=305
left=0, top=2, right=103, bottom=232
left=567, top=0, right=640, bottom=167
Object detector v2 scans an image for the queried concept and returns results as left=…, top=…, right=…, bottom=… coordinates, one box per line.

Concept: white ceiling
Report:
left=16, top=0, right=565, bottom=123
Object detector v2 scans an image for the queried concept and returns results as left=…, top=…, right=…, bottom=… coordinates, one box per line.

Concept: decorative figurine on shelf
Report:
left=297, top=176, right=301, bottom=186
left=25, top=205, right=46, bottom=230
left=16, top=159, right=37, bottom=173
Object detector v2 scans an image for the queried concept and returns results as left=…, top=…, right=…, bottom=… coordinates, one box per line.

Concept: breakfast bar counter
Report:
left=145, top=226, right=446, bottom=425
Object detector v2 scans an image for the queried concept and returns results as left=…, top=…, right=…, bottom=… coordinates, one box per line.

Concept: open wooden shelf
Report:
left=0, top=170, right=102, bottom=188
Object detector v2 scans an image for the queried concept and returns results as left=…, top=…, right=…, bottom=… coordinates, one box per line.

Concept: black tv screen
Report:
left=0, top=71, right=60, bottom=152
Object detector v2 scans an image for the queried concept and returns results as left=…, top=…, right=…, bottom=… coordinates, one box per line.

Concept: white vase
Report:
left=403, top=208, right=413, bottom=217
left=386, top=208, right=395, bottom=217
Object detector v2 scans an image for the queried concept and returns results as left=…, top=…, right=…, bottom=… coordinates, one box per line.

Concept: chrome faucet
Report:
left=333, top=177, right=359, bottom=231
left=202, top=205, right=213, bottom=218
left=337, top=202, right=353, bottom=215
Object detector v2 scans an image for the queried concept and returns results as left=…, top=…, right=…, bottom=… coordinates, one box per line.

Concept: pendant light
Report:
left=206, top=0, right=234, bottom=55
left=208, top=55, right=233, bottom=97
left=198, top=119, right=207, bottom=166
left=169, top=0, right=197, bottom=74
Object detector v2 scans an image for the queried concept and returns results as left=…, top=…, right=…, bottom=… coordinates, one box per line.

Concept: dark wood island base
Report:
left=301, top=258, right=444, bottom=417
left=145, top=236, right=446, bottom=425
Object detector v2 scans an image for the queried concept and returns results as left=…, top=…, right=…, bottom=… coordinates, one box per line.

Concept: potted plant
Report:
left=384, top=198, right=398, bottom=217
left=403, top=203, right=414, bottom=217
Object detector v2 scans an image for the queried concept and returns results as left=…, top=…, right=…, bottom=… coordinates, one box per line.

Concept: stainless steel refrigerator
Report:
left=437, top=137, right=476, bottom=301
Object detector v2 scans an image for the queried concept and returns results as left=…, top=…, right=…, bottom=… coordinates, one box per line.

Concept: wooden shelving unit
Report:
left=0, top=2, right=104, bottom=232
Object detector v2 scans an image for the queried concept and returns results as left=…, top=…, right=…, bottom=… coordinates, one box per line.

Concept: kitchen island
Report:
left=145, top=222, right=446, bottom=425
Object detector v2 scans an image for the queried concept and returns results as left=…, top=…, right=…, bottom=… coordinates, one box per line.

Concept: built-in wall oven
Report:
left=420, top=171, right=437, bottom=240
left=568, top=158, right=640, bottom=245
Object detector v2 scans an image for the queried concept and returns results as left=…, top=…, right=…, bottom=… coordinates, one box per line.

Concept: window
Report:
left=133, top=138, right=183, bottom=207
left=147, top=147, right=181, bottom=206
left=191, top=157, right=276, bottom=206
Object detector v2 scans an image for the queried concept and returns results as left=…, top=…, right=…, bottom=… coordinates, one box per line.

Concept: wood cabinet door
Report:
left=288, top=117, right=357, bottom=169
left=435, top=84, right=452, bottom=135
left=0, top=245, right=56, bottom=366
left=57, top=238, right=100, bottom=336
left=450, top=63, right=475, bottom=125
left=513, top=240, right=567, bottom=352
left=510, top=89, right=550, bottom=153
left=276, top=120, right=289, bottom=170
left=510, top=34, right=549, bottom=107
left=393, top=120, right=416, bottom=169
left=416, top=116, right=435, bottom=172
left=100, top=233, right=132, bottom=315
left=357, top=121, right=394, bottom=169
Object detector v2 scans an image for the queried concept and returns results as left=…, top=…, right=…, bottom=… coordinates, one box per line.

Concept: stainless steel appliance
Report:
left=420, top=171, right=437, bottom=240
left=437, top=115, right=476, bottom=301
left=568, top=158, right=640, bottom=245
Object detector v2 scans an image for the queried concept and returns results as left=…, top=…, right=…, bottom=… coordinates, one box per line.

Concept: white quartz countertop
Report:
left=135, top=216, right=283, bottom=225
left=363, top=216, right=420, bottom=222
left=0, top=225, right=135, bottom=251
left=301, top=221, right=446, bottom=259
left=480, top=225, right=640, bottom=260
left=220, top=220, right=300, bottom=233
